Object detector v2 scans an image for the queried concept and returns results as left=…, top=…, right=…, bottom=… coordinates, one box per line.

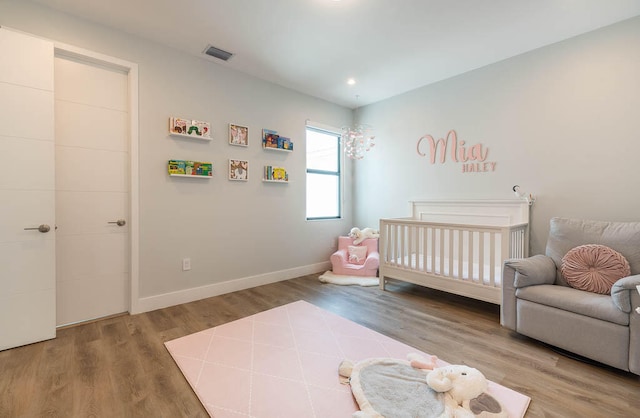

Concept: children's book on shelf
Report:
left=273, top=167, right=287, bottom=180
left=279, top=137, right=293, bottom=150
left=168, top=160, right=212, bottom=176
left=169, top=117, right=211, bottom=138
left=262, top=129, right=293, bottom=150
left=262, top=129, right=278, bottom=148
left=263, top=165, right=288, bottom=181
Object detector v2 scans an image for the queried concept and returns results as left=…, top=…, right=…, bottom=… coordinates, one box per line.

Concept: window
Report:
left=306, top=126, right=341, bottom=220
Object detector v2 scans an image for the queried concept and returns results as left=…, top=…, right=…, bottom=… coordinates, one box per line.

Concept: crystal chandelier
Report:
left=342, top=124, right=375, bottom=160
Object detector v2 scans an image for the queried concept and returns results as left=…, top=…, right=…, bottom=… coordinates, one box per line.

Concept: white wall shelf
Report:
left=262, top=146, right=292, bottom=152
left=169, top=132, right=212, bottom=141
left=169, top=174, right=211, bottom=179
left=262, top=179, right=289, bottom=184
left=169, top=116, right=211, bottom=140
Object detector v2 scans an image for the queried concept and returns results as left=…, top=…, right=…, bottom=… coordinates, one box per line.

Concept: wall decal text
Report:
left=416, top=130, right=496, bottom=173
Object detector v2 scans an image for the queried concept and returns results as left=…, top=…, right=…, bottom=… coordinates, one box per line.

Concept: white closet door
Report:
left=54, top=55, right=130, bottom=326
left=0, top=28, right=56, bottom=350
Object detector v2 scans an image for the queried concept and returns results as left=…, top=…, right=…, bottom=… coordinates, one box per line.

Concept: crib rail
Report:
left=379, top=217, right=528, bottom=304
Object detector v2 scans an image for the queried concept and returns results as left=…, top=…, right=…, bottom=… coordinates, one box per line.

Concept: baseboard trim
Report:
left=133, top=262, right=330, bottom=314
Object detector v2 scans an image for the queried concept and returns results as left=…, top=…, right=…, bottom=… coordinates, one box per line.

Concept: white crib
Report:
left=379, top=200, right=529, bottom=304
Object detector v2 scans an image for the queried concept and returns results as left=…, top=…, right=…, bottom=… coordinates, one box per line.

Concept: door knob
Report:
left=108, top=219, right=126, bottom=227
left=24, top=224, right=51, bottom=233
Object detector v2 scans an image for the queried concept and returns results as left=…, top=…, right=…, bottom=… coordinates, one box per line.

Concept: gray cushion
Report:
left=515, top=285, right=629, bottom=326
left=515, top=300, right=630, bottom=371
left=546, top=218, right=640, bottom=286
left=504, top=255, right=556, bottom=288
left=611, top=274, right=640, bottom=313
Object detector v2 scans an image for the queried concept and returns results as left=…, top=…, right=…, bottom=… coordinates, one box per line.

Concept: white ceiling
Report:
left=32, top=0, right=640, bottom=108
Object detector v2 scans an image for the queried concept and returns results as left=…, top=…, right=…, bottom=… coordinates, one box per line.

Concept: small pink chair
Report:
left=330, top=236, right=379, bottom=277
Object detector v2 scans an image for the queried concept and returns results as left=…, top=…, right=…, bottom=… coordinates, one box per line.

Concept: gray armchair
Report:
left=501, top=217, right=640, bottom=375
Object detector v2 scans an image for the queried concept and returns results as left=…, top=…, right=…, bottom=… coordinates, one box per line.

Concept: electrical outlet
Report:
left=182, top=258, right=191, bottom=271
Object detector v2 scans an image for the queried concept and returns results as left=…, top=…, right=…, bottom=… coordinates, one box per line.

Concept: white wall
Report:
left=354, top=16, right=640, bottom=254
left=0, top=1, right=354, bottom=309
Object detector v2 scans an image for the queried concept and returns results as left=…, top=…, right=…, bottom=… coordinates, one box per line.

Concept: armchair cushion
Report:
left=561, top=244, right=630, bottom=294
left=516, top=285, right=629, bottom=326
left=348, top=245, right=368, bottom=265
left=611, top=274, right=640, bottom=313
left=546, top=218, right=640, bottom=286
left=504, top=255, right=556, bottom=288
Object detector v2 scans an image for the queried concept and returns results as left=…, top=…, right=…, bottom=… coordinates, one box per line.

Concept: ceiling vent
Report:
left=203, top=44, right=233, bottom=61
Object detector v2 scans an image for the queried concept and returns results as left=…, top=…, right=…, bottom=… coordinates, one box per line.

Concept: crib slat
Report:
left=430, top=226, right=436, bottom=273
left=407, top=226, right=413, bottom=269
left=490, top=232, right=496, bottom=286
left=417, top=225, right=421, bottom=272
left=415, top=225, right=420, bottom=270
left=458, top=231, right=464, bottom=280
left=423, top=225, right=428, bottom=273
left=478, top=231, right=485, bottom=284
left=386, top=222, right=392, bottom=265
left=439, top=227, right=445, bottom=275
left=400, top=224, right=404, bottom=267
left=391, top=224, right=398, bottom=267
left=468, top=231, right=473, bottom=282
left=449, top=229, right=454, bottom=279
left=386, top=223, right=390, bottom=265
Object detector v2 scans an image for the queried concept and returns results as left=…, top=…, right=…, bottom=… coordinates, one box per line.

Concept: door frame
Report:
left=54, top=41, right=141, bottom=315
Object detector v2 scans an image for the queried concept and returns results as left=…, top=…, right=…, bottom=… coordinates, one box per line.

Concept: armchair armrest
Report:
left=611, top=274, right=640, bottom=313
left=504, top=254, right=557, bottom=288
left=330, top=249, right=348, bottom=264
left=501, top=255, right=556, bottom=330
left=613, top=274, right=640, bottom=375
left=363, top=251, right=380, bottom=270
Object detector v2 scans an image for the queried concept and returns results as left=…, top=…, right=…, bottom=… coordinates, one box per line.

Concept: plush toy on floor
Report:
left=339, top=353, right=443, bottom=418
left=349, top=227, right=380, bottom=245
left=339, top=354, right=507, bottom=418
left=427, top=365, right=507, bottom=418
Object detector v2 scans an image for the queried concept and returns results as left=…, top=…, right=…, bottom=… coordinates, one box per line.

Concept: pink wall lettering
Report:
left=416, top=130, right=496, bottom=173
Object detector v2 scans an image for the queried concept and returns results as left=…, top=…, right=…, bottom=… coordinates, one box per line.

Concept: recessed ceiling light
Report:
left=347, top=78, right=356, bottom=85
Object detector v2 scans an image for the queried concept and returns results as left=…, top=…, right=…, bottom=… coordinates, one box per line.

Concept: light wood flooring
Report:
left=1, top=274, right=638, bottom=417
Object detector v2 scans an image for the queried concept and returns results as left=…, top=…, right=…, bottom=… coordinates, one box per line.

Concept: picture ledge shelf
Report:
left=169, top=174, right=212, bottom=179
left=169, top=132, right=212, bottom=141
left=262, top=146, right=292, bottom=152
left=262, top=179, right=289, bottom=183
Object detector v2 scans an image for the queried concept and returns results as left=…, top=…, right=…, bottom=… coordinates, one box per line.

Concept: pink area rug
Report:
left=165, top=300, right=530, bottom=418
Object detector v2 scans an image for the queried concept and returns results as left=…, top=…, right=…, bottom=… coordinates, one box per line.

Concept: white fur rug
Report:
left=318, top=271, right=379, bottom=286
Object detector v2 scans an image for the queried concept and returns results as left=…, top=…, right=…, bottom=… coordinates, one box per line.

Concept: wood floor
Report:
left=1, top=274, right=638, bottom=417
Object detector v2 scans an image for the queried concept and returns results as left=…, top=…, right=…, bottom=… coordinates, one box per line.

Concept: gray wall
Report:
left=354, top=16, right=640, bottom=254
left=4, top=1, right=638, bottom=305
left=0, top=1, right=354, bottom=301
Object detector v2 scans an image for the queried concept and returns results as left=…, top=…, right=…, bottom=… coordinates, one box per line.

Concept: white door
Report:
left=0, top=29, right=56, bottom=350
left=54, top=55, right=130, bottom=326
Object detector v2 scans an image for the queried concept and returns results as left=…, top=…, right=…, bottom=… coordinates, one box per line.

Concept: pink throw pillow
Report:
left=348, top=245, right=368, bottom=265
left=561, top=244, right=630, bottom=294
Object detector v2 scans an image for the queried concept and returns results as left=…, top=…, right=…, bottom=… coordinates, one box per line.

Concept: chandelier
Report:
left=342, top=124, right=375, bottom=160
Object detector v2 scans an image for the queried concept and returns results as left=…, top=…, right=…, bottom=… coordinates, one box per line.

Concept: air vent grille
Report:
left=203, top=44, right=233, bottom=61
